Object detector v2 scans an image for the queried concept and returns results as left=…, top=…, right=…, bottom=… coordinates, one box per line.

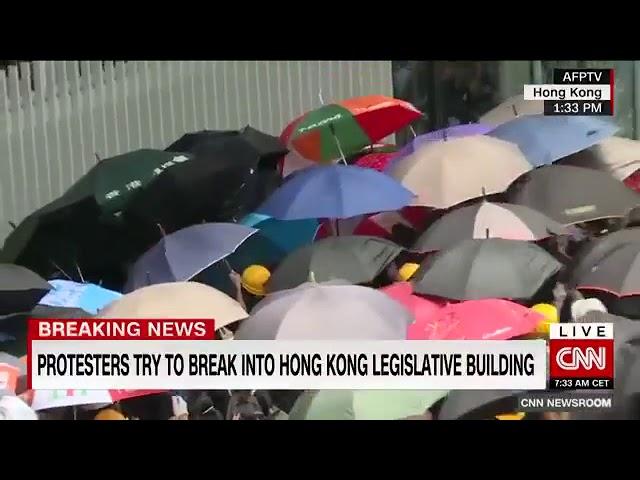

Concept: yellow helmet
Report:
left=241, top=265, right=271, bottom=296
left=397, top=262, right=420, bottom=282
left=94, top=408, right=127, bottom=420
left=496, top=412, right=526, bottom=420
left=531, top=303, right=559, bottom=335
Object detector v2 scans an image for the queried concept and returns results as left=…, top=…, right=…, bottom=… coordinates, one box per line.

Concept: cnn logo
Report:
left=549, top=323, right=614, bottom=389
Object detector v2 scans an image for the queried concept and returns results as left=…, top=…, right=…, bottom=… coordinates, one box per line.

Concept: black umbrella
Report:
left=573, top=242, right=640, bottom=297
left=506, top=165, right=640, bottom=225
left=266, top=236, right=403, bottom=292
left=0, top=264, right=51, bottom=315
left=570, top=227, right=640, bottom=283
left=412, top=238, right=562, bottom=301
left=413, top=201, right=567, bottom=252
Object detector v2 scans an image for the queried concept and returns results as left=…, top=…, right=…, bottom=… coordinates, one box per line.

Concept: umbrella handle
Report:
left=329, top=124, right=347, bottom=164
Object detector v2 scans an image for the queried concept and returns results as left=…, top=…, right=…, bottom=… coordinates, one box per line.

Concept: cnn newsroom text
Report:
left=28, top=318, right=615, bottom=412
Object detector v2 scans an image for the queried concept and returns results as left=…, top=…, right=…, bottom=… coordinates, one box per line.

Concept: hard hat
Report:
left=94, top=408, right=127, bottom=420
left=531, top=303, right=559, bottom=335
left=495, top=412, right=526, bottom=420
left=241, top=265, right=271, bottom=296
left=397, top=263, right=420, bottom=282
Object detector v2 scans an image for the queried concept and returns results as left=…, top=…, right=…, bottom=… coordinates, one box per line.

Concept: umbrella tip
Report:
left=75, top=263, right=86, bottom=283
left=481, top=187, right=487, bottom=197
left=146, top=271, right=151, bottom=286
left=511, top=104, right=518, bottom=116
left=8, top=221, right=16, bottom=230
left=95, top=152, right=101, bottom=162
left=157, top=223, right=167, bottom=237
left=485, top=228, right=490, bottom=239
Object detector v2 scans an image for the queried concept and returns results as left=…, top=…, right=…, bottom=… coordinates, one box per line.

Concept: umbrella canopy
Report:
left=438, top=390, right=523, bottom=420
left=560, top=136, right=640, bottom=181
left=413, top=201, right=568, bottom=252
left=388, top=136, right=531, bottom=208
left=414, top=299, right=544, bottom=340
left=354, top=151, right=397, bottom=172
left=412, top=238, right=562, bottom=301
left=38, top=279, right=121, bottom=315
left=570, top=227, right=640, bottom=282
left=0, top=352, right=25, bottom=396
left=124, top=223, right=258, bottom=292
left=289, top=389, right=448, bottom=420
left=0, top=264, right=51, bottom=315
left=488, top=115, right=619, bottom=167
left=97, top=282, right=247, bottom=329
left=573, top=242, right=640, bottom=297
left=266, top=236, right=403, bottom=292
left=256, top=165, right=414, bottom=220
left=380, top=282, right=446, bottom=338
left=506, top=165, right=640, bottom=225
left=393, top=123, right=492, bottom=162
left=282, top=95, right=421, bottom=163
left=29, top=389, right=162, bottom=412
left=235, top=282, right=414, bottom=340
left=166, top=126, right=287, bottom=163
left=479, top=94, right=544, bottom=127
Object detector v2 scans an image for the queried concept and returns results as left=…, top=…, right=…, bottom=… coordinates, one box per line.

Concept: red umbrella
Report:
left=624, top=168, right=640, bottom=193
left=413, top=299, right=544, bottom=340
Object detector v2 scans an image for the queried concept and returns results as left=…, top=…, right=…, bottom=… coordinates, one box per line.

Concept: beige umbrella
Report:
left=97, top=282, right=248, bottom=329
left=561, top=136, right=640, bottom=181
left=389, top=136, right=532, bottom=208
left=480, top=94, right=544, bottom=127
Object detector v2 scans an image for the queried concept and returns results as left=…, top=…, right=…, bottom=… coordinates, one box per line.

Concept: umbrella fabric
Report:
left=413, top=201, right=568, bottom=252
left=412, top=238, right=562, bottom=301
left=573, top=242, right=640, bottom=296
left=31, top=304, right=92, bottom=318
left=282, top=95, right=421, bottom=163
left=625, top=169, right=640, bottom=193
left=122, top=144, right=278, bottom=248
left=0, top=264, right=51, bottom=315
left=354, top=152, right=397, bottom=172
left=29, top=389, right=162, bottom=411
left=479, top=94, right=544, bottom=127
left=389, top=136, right=531, bottom=208
left=165, top=126, right=287, bottom=163
left=438, top=390, right=523, bottom=420
left=570, top=227, right=640, bottom=282
left=380, top=282, right=445, bottom=338
left=0, top=352, right=26, bottom=396
left=488, top=115, right=619, bottom=167
left=256, top=165, right=414, bottom=220
left=561, top=137, right=640, bottom=181
left=125, top=223, right=258, bottom=292
left=235, top=282, right=413, bottom=340
left=97, top=282, right=247, bottom=329
left=415, top=299, right=544, bottom=340
left=289, top=389, right=448, bottom=420
left=38, top=279, right=121, bottom=315
left=392, top=124, right=492, bottom=163
left=266, top=236, right=403, bottom=292
left=506, top=165, right=640, bottom=225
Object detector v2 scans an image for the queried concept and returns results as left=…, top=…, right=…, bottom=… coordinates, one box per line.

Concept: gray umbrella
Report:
left=437, top=390, right=523, bottom=420
left=413, top=201, right=568, bottom=252
left=412, top=238, right=562, bottom=301
left=235, top=281, right=413, bottom=340
left=0, top=264, right=51, bottom=315
left=570, top=227, right=640, bottom=283
left=506, top=165, right=640, bottom=226
left=573, top=242, right=640, bottom=297
left=266, top=236, right=403, bottom=292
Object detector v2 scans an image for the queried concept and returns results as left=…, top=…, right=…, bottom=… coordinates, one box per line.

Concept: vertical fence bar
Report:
left=104, top=61, right=120, bottom=155
left=7, top=65, right=29, bottom=213
left=80, top=61, right=98, bottom=162
left=45, top=62, right=63, bottom=196
left=0, top=72, right=17, bottom=227
left=54, top=61, right=74, bottom=191
left=32, top=62, right=53, bottom=202
left=66, top=61, right=87, bottom=176
left=20, top=62, right=41, bottom=211
left=115, top=61, right=130, bottom=153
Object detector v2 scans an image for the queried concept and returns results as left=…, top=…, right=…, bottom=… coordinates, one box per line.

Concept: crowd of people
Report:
left=2, top=92, right=640, bottom=420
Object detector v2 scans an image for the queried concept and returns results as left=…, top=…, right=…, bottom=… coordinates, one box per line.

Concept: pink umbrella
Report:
left=355, top=152, right=398, bottom=172
left=380, top=282, right=447, bottom=338
left=412, top=298, right=544, bottom=340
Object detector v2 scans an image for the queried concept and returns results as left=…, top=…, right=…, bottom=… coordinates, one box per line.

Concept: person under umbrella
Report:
left=488, top=115, right=618, bottom=167
left=228, top=264, right=272, bottom=312
left=506, top=165, right=640, bottom=226
left=411, top=238, right=562, bottom=302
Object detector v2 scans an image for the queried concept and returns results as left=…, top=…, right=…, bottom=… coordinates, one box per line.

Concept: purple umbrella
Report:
left=388, top=123, right=493, bottom=170
left=124, top=223, right=258, bottom=292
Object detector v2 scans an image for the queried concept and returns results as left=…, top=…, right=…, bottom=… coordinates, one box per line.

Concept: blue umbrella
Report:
left=39, top=280, right=122, bottom=315
left=256, top=165, right=415, bottom=220
left=124, top=222, right=257, bottom=292
left=487, top=115, right=619, bottom=167
left=240, top=213, right=319, bottom=256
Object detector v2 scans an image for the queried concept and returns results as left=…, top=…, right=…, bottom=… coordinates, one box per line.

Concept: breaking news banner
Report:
left=523, top=68, right=614, bottom=116
left=548, top=323, right=614, bottom=390
left=27, top=318, right=548, bottom=391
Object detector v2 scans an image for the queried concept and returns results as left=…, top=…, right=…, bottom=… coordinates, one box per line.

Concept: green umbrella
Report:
left=289, top=390, right=448, bottom=420
left=266, top=236, right=403, bottom=292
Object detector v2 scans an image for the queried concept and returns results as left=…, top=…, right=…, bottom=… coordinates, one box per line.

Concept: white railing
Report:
left=0, top=60, right=393, bottom=242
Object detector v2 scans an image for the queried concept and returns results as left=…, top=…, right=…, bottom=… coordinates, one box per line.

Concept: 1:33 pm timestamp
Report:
left=544, top=100, right=611, bottom=116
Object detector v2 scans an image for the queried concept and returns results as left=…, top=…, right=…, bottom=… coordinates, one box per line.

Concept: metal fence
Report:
left=0, top=60, right=394, bottom=242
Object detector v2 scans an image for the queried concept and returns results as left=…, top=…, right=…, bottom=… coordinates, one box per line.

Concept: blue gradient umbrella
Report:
left=487, top=115, right=619, bottom=167
left=125, top=223, right=257, bottom=292
left=39, top=280, right=121, bottom=315
left=256, top=165, right=415, bottom=220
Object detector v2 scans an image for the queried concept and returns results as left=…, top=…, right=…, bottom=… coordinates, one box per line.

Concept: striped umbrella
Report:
left=281, top=95, right=421, bottom=163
